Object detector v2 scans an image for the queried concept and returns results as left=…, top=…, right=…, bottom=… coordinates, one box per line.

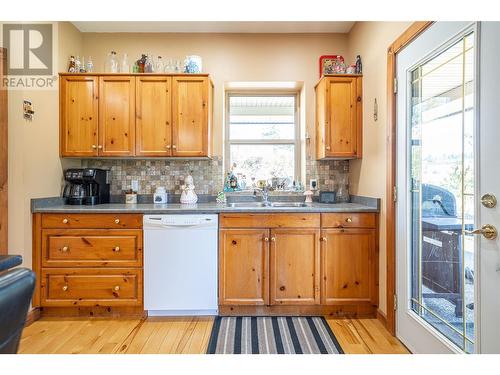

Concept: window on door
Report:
left=225, top=94, right=300, bottom=189
left=409, top=32, right=475, bottom=352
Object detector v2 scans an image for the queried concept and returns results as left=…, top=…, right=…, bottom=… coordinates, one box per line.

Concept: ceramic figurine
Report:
left=180, top=175, right=198, bottom=204
left=304, top=190, right=314, bottom=203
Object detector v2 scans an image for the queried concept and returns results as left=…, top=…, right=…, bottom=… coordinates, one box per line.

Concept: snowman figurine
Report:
left=180, top=175, right=198, bottom=204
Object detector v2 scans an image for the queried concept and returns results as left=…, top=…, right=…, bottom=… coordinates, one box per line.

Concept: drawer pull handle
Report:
left=113, top=246, right=120, bottom=252
left=62, top=246, right=69, bottom=252
left=345, top=217, right=353, bottom=223
left=114, top=219, right=120, bottom=224
left=62, top=285, right=68, bottom=291
left=264, top=237, right=269, bottom=242
left=62, top=218, right=69, bottom=224
left=114, top=285, right=120, bottom=291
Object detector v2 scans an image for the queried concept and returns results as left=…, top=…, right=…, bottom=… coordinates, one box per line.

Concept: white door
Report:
left=396, top=21, right=500, bottom=354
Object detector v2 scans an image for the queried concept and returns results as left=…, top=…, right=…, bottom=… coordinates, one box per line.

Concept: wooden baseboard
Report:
left=219, top=304, right=377, bottom=317
left=40, top=306, right=146, bottom=318
left=377, top=308, right=387, bottom=327
left=24, top=307, right=41, bottom=327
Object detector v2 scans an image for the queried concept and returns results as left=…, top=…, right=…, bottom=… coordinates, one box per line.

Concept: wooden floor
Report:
left=19, top=316, right=409, bottom=354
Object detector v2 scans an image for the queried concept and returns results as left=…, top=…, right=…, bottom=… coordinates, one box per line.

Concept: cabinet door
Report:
left=99, top=76, right=135, bottom=156
left=172, top=76, right=210, bottom=157
left=136, top=76, right=172, bottom=156
left=60, top=76, right=98, bottom=156
left=270, top=229, right=320, bottom=305
left=321, top=228, right=376, bottom=304
left=325, top=77, right=359, bottom=158
left=219, top=229, right=269, bottom=305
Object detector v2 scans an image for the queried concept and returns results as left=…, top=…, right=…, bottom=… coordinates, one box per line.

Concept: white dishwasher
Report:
left=143, top=214, right=218, bottom=316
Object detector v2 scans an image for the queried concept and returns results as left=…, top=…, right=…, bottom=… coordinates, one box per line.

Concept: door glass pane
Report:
left=409, top=33, right=475, bottom=353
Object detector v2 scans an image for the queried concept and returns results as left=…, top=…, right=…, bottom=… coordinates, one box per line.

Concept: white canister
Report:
left=125, top=193, right=137, bottom=204
left=153, top=187, right=168, bottom=204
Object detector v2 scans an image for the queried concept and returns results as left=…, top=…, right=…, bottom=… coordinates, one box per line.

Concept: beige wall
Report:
left=347, top=22, right=411, bottom=314
left=7, top=22, right=82, bottom=267
left=81, top=33, right=349, bottom=157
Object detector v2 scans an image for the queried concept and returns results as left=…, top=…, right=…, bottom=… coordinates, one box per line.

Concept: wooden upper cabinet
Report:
left=60, top=76, right=99, bottom=157
left=270, top=229, right=320, bottom=305
left=315, top=75, right=362, bottom=160
left=172, top=76, right=212, bottom=157
left=219, top=229, right=269, bottom=306
left=321, top=228, right=376, bottom=304
left=135, top=76, right=172, bottom=156
left=99, top=76, right=136, bottom=156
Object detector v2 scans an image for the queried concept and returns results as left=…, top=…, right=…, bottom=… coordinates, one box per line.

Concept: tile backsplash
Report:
left=81, top=157, right=349, bottom=195
left=82, top=157, right=224, bottom=195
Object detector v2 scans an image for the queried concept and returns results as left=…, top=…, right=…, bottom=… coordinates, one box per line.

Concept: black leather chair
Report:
left=0, top=255, right=36, bottom=354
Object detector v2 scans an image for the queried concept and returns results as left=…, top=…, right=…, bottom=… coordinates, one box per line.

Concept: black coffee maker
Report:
left=62, top=168, right=110, bottom=205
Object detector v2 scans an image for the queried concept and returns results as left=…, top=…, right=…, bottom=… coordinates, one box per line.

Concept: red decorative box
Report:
left=319, top=55, right=345, bottom=77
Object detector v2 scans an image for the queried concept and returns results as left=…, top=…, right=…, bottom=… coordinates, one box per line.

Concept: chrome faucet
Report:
left=254, top=186, right=270, bottom=206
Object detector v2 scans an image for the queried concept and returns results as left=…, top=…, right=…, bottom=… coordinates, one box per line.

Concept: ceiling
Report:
left=71, top=21, right=355, bottom=33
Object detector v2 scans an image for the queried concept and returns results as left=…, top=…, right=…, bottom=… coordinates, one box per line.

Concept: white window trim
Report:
left=224, top=91, right=301, bottom=184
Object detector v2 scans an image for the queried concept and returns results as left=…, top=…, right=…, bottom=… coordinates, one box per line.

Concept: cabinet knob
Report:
left=320, top=237, right=327, bottom=242
left=326, top=146, right=331, bottom=151
left=62, top=246, right=69, bottom=252
left=92, top=145, right=97, bottom=149
left=113, top=246, right=120, bottom=252
left=357, top=96, right=362, bottom=102
left=279, top=286, right=285, bottom=291
left=62, top=218, right=69, bottom=224
left=345, top=217, right=353, bottom=223
left=62, top=285, right=68, bottom=291
left=98, top=145, right=103, bottom=149
left=270, top=237, right=276, bottom=242
left=264, top=237, right=269, bottom=242
left=166, top=145, right=171, bottom=149
left=114, top=218, right=120, bottom=224
left=172, top=145, right=177, bottom=149
left=114, top=285, right=120, bottom=291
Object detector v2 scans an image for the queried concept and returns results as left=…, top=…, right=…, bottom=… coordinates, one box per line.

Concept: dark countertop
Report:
left=31, top=196, right=380, bottom=214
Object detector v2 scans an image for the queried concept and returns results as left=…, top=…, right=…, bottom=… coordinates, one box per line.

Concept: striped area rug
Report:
left=207, top=316, right=344, bottom=354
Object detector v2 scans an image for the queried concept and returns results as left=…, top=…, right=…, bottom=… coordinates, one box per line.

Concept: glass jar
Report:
left=336, top=175, right=350, bottom=203
left=144, top=54, right=154, bottom=73
left=121, top=53, right=130, bottom=73
left=156, top=56, right=164, bottom=73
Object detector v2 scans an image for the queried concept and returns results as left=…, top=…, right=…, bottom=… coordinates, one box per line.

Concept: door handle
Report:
left=466, top=224, right=498, bottom=240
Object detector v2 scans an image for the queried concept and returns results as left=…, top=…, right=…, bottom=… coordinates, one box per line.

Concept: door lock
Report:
left=481, top=193, right=497, bottom=208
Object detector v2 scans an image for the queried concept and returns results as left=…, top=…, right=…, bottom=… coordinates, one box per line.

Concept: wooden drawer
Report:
left=321, top=213, right=376, bottom=228
left=41, top=229, right=142, bottom=267
left=41, top=213, right=143, bottom=229
left=40, top=268, right=142, bottom=307
left=220, top=213, right=320, bottom=229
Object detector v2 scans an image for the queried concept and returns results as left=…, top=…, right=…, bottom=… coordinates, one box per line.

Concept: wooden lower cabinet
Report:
left=32, top=213, right=143, bottom=315
left=270, top=229, right=320, bottom=305
left=321, top=228, right=376, bottom=304
left=219, top=213, right=378, bottom=317
left=219, top=229, right=269, bottom=305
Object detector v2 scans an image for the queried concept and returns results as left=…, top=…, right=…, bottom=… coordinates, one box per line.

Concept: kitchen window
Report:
left=225, top=93, right=300, bottom=188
